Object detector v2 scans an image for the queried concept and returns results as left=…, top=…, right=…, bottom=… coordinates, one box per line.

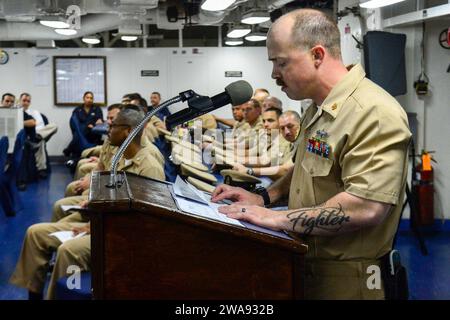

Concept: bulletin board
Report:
left=53, top=56, right=107, bottom=106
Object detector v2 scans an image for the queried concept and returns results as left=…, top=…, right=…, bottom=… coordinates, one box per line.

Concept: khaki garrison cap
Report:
left=202, top=134, right=215, bottom=143
left=165, top=134, right=179, bottom=143
left=166, top=135, right=202, bottom=154
left=177, top=157, right=208, bottom=172
left=172, top=144, right=203, bottom=164
left=220, top=169, right=261, bottom=191
left=187, top=177, right=216, bottom=194
left=180, top=163, right=218, bottom=184
left=157, top=127, right=171, bottom=136
left=178, top=140, right=202, bottom=154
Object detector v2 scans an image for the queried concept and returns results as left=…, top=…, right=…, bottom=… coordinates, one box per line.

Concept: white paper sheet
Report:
left=60, top=205, right=84, bottom=212
left=49, top=231, right=87, bottom=243
left=172, top=183, right=292, bottom=240
left=173, top=176, right=208, bottom=204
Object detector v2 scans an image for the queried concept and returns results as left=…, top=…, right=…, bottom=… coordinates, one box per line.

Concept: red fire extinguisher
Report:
left=413, top=151, right=435, bottom=226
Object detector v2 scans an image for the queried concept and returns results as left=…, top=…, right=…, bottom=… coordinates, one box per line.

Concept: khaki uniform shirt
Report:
left=255, top=132, right=294, bottom=166
left=239, top=115, right=264, bottom=133
left=231, top=120, right=246, bottom=138
left=288, top=64, right=411, bottom=261
left=98, top=136, right=164, bottom=171
left=270, top=134, right=294, bottom=166
left=145, top=115, right=163, bottom=142
left=234, top=116, right=264, bottom=144
left=141, top=135, right=165, bottom=168
left=116, top=144, right=165, bottom=181
left=98, top=139, right=116, bottom=170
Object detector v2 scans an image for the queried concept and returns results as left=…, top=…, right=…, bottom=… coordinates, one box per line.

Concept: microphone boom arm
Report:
left=108, top=90, right=195, bottom=188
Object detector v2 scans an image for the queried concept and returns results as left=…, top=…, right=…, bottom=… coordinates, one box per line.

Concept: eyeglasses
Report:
left=109, top=123, right=131, bottom=129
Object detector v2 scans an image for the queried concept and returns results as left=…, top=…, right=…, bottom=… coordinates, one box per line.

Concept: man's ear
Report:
left=311, top=46, right=325, bottom=67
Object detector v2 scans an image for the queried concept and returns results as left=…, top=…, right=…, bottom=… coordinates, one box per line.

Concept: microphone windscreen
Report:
left=225, top=80, right=253, bottom=106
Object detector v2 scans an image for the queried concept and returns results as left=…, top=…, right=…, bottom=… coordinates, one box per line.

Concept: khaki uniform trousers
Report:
left=304, top=259, right=385, bottom=300
left=52, top=195, right=88, bottom=222
left=65, top=177, right=93, bottom=197
left=80, top=145, right=102, bottom=159
left=74, top=160, right=97, bottom=180
left=9, top=214, right=90, bottom=300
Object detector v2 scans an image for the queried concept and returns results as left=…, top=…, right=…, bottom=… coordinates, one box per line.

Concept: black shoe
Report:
left=65, top=159, right=75, bottom=169
left=38, top=170, right=48, bottom=179
left=17, top=182, right=27, bottom=191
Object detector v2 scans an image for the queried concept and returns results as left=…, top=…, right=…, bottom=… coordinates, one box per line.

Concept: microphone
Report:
left=165, top=80, right=253, bottom=130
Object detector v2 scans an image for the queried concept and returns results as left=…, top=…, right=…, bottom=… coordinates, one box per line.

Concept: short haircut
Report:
left=115, top=108, right=146, bottom=142
left=249, top=98, right=261, bottom=109
left=265, top=107, right=282, bottom=117
left=20, top=93, right=31, bottom=99
left=151, top=92, right=161, bottom=98
left=281, top=110, right=301, bottom=123
left=264, top=96, right=283, bottom=110
left=123, top=103, right=145, bottom=114
left=107, top=103, right=123, bottom=112
left=254, top=88, right=269, bottom=95
left=136, top=97, right=148, bottom=110
left=290, top=9, right=341, bottom=58
left=2, top=93, right=15, bottom=101
left=83, top=91, right=94, bottom=98
left=122, top=93, right=142, bottom=101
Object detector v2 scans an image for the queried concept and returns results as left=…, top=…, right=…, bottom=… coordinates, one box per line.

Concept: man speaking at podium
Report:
left=212, top=9, right=411, bottom=300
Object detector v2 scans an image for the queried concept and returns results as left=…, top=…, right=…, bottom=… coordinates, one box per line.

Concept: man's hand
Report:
left=88, top=156, right=99, bottom=163
left=218, top=204, right=283, bottom=231
left=232, top=163, right=248, bottom=174
left=211, top=184, right=264, bottom=206
left=74, top=176, right=90, bottom=193
left=95, top=119, right=103, bottom=125
left=87, top=124, right=94, bottom=129
left=72, top=224, right=90, bottom=235
left=80, top=200, right=89, bottom=209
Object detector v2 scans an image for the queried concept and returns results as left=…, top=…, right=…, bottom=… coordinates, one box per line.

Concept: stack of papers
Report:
left=172, top=176, right=292, bottom=240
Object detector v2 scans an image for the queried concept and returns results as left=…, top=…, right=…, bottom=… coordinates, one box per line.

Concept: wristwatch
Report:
left=246, top=167, right=254, bottom=176
left=254, top=187, right=271, bottom=207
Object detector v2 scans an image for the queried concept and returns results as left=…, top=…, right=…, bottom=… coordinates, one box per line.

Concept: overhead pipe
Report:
left=0, top=14, right=120, bottom=41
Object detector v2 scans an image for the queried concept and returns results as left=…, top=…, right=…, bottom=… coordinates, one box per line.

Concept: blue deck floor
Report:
left=0, top=164, right=449, bottom=300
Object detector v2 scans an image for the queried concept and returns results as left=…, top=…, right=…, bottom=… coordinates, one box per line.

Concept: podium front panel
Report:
left=89, top=172, right=306, bottom=299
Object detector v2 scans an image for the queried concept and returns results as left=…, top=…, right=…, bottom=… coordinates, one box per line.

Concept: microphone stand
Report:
left=107, top=90, right=195, bottom=188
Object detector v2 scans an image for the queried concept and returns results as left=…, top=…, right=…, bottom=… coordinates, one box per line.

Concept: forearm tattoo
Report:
left=286, top=203, right=350, bottom=235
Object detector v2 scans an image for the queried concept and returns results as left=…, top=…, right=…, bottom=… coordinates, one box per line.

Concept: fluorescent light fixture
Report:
left=55, top=28, right=77, bottom=36
left=40, top=20, right=70, bottom=29
left=225, top=38, right=244, bottom=46
left=245, top=32, right=267, bottom=42
left=359, top=0, right=406, bottom=9
left=201, top=0, right=236, bottom=12
left=82, top=36, right=101, bottom=45
left=121, top=35, right=138, bottom=41
left=227, top=25, right=251, bottom=38
left=241, top=11, right=270, bottom=25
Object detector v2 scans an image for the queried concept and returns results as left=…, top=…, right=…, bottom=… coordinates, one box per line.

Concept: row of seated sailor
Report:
left=1, top=92, right=58, bottom=190
left=9, top=104, right=166, bottom=300
left=7, top=87, right=301, bottom=299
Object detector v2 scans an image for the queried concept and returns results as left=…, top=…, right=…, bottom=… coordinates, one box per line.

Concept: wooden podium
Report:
left=88, top=171, right=308, bottom=299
